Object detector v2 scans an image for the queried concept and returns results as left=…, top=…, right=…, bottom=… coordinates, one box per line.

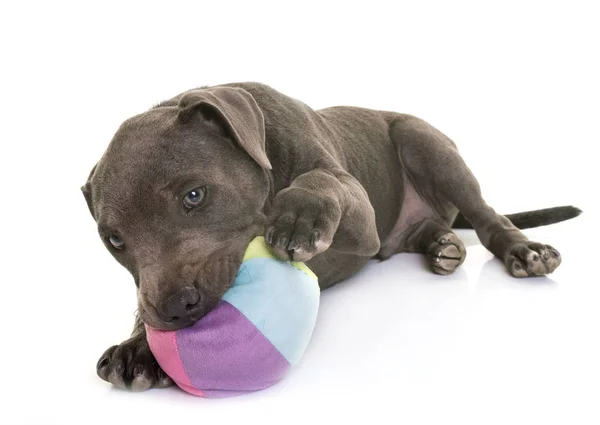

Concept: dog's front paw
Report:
left=505, top=241, right=562, bottom=277
left=265, top=187, right=342, bottom=262
left=97, top=334, right=173, bottom=391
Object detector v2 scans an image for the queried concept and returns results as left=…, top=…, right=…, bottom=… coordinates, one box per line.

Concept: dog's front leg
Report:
left=265, top=168, right=380, bottom=262
left=96, top=314, right=173, bottom=391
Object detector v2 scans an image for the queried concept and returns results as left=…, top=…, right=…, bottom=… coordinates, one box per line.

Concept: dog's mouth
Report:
left=140, top=266, right=242, bottom=331
left=160, top=304, right=205, bottom=329
left=136, top=242, right=251, bottom=331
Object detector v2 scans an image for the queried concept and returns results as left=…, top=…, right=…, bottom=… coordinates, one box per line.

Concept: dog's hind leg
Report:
left=377, top=175, right=467, bottom=275
left=390, top=114, right=561, bottom=277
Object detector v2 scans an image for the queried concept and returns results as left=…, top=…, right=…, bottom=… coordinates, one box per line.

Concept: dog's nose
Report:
left=158, top=286, right=201, bottom=324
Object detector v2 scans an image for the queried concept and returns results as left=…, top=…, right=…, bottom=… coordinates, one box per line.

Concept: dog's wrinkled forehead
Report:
left=97, top=109, right=191, bottom=182
left=91, top=113, right=218, bottom=248
left=88, top=101, right=269, bottom=233
left=93, top=108, right=224, bottom=206
left=84, top=86, right=272, bottom=223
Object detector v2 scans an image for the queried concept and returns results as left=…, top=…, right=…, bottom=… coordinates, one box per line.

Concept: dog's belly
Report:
left=378, top=177, right=435, bottom=259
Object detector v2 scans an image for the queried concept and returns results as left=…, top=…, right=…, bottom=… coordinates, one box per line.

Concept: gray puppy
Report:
left=82, top=82, right=580, bottom=391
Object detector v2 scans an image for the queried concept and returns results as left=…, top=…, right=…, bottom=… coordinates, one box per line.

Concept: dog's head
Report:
left=82, top=87, right=272, bottom=330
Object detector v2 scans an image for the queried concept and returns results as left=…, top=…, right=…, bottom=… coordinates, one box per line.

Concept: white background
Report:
left=1, top=1, right=598, bottom=424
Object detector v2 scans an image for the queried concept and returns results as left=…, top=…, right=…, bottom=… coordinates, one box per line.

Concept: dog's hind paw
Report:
left=505, top=241, right=561, bottom=277
left=427, top=231, right=466, bottom=275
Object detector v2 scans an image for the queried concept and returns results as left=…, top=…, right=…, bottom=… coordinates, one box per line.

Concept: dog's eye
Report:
left=108, top=235, right=125, bottom=250
left=183, top=187, right=206, bottom=209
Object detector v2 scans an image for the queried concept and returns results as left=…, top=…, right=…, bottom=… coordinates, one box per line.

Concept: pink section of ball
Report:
left=145, top=325, right=205, bottom=397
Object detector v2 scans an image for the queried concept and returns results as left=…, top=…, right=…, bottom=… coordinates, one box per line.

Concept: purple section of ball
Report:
left=176, top=300, right=290, bottom=396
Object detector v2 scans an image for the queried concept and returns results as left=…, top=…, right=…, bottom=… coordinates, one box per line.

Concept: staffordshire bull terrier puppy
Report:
left=82, top=82, right=580, bottom=391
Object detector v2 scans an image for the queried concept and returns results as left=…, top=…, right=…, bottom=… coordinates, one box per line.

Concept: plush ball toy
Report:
left=145, top=237, right=320, bottom=398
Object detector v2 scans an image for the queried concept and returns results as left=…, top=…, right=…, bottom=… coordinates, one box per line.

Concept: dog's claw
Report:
left=266, top=228, right=275, bottom=245
left=310, top=230, right=320, bottom=247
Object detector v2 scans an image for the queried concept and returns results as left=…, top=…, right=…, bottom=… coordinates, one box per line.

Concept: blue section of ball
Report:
left=222, top=257, right=320, bottom=365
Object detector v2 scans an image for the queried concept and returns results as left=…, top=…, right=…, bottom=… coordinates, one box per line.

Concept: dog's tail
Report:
left=452, top=205, right=582, bottom=230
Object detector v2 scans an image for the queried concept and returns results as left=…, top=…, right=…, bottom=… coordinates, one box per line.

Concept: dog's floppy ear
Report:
left=81, top=164, right=97, bottom=219
left=178, top=87, right=272, bottom=170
